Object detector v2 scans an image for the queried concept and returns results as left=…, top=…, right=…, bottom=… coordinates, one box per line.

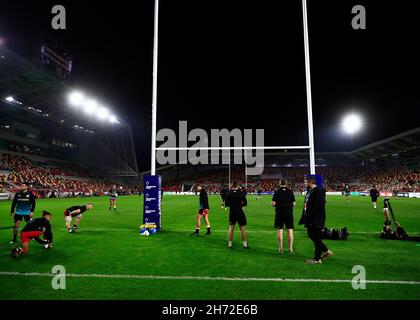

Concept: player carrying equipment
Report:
left=109, top=185, right=118, bottom=211
left=64, top=202, right=93, bottom=233
left=12, top=210, right=53, bottom=257
left=10, top=182, right=36, bottom=244
left=191, top=185, right=211, bottom=236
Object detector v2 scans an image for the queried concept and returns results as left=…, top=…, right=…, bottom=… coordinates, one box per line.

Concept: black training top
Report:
left=225, top=189, right=247, bottom=213
left=272, top=187, right=295, bottom=209
left=220, top=188, right=229, bottom=198
left=22, top=217, right=53, bottom=241
left=66, top=205, right=87, bottom=215
left=370, top=188, right=379, bottom=198
left=199, top=189, right=209, bottom=210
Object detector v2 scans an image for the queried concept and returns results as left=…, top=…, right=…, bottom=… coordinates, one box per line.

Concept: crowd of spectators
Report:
left=160, top=166, right=420, bottom=193
left=0, top=152, right=138, bottom=197
left=2, top=150, right=419, bottom=196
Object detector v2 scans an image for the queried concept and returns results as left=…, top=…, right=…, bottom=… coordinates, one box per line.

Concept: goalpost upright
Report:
left=150, top=0, right=316, bottom=176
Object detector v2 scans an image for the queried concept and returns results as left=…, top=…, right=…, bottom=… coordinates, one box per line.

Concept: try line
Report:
left=0, top=271, right=419, bottom=285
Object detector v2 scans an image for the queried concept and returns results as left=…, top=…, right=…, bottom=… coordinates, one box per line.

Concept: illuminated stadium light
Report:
left=97, top=106, right=110, bottom=120
left=5, top=96, right=15, bottom=102
left=68, top=90, right=120, bottom=125
left=342, top=113, right=363, bottom=135
left=84, top=99, right=98, bottom=114
left=68, top=91, right=86, bottom=107
left=109, top=115, right=119, bottom=124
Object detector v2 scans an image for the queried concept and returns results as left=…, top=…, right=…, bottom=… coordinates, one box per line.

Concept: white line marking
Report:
left=0, top=271, right=419, bottom=285
left=54, top=228, right=420, bottom=235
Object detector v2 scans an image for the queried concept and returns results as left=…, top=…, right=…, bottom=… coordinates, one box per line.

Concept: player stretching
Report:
left=191, top=185, right=211, bottom=236
left=12, top=210, right=53, bottom=257
left=10, top=182, right=36, bottom=244
left=109, top=185, right=118, bottom=211
left=64, top=202, right=93, bottom=233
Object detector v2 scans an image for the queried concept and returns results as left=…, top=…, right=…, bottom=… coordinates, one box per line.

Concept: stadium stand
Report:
left=155, top=127, right=420, bottom=194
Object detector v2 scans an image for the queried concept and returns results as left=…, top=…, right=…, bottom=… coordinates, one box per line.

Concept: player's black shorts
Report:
left=344, top=192, right=350, bottom=197
left=371, top=196, right=378, bottom=202
left=229, top=210, right=247, bottom=226
left=14, top=214, right=31, bottom=223
left=274, top=209, right=294, bottom=229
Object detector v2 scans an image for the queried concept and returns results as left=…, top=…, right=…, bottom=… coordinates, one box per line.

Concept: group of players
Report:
left=7, top=183, right=120, bottom=257
left=191, top=179, right=386, bottom=264
left=192, top=178, right=331, bottom=263
left=343, top=183, right=381, bottom=209
left=5, top=179, right=389, bottom=262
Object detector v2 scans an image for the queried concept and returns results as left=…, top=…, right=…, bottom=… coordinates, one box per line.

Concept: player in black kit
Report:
left=225, top=181, right=249, bottom=249
left=64, top=202, right=93, bottom=233
left=369, top=185, right=380, bottom=209
left=220, top=185, right=229, bottom=210
left=272, top=179, right=296, bottom=254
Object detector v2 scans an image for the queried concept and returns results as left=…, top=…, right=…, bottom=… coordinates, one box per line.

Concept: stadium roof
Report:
left=348, top=126, right=420, bottom=161
left=0, top=44, right=125, bottom=135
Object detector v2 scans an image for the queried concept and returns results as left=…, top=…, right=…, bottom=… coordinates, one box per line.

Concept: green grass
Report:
left=0, top=195, right=419, bottom=300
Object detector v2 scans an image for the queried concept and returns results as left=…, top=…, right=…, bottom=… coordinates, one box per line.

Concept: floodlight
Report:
left=84, top=99, right=98, bottom=114
left=68, top=91, right=85, bottom=107
left=98, top=107, right=110, bottom=120
left=110, top=115, right=118, bottom=123
left=5, top=96, right=15, bottom=102
left=342, top=113, right=363, bottom=135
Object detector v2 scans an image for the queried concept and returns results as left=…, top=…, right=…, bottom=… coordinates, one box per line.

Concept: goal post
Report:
left=145, top=0, right=317, bottom=231
left=149, top=0, right=316, bottom=176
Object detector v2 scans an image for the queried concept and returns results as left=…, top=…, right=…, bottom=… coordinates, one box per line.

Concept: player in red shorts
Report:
left=12, top=210, right=53, bottom=257
left=191, top=185, right=211, bottom=236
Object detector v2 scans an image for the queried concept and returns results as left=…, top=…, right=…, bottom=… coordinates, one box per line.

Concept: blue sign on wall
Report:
left=143, top=175, right=162, bottom=230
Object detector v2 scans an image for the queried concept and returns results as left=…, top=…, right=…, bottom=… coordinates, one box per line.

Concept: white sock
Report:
left=228, top=241, right=232, bottom=247
left=243, top=241, right=248, bottom=247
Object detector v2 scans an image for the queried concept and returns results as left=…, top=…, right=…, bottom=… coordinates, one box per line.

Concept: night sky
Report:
left=1, top=1, right=420, bottom=171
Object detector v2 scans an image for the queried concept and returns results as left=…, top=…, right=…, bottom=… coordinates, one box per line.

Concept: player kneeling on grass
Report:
left=225, top=181, right=249, bottom=249
left=12, top=210, right=53, bottom=258
left=64, top=202, right=93, bottom=233
left=191, top=185, right=211, bottom=236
